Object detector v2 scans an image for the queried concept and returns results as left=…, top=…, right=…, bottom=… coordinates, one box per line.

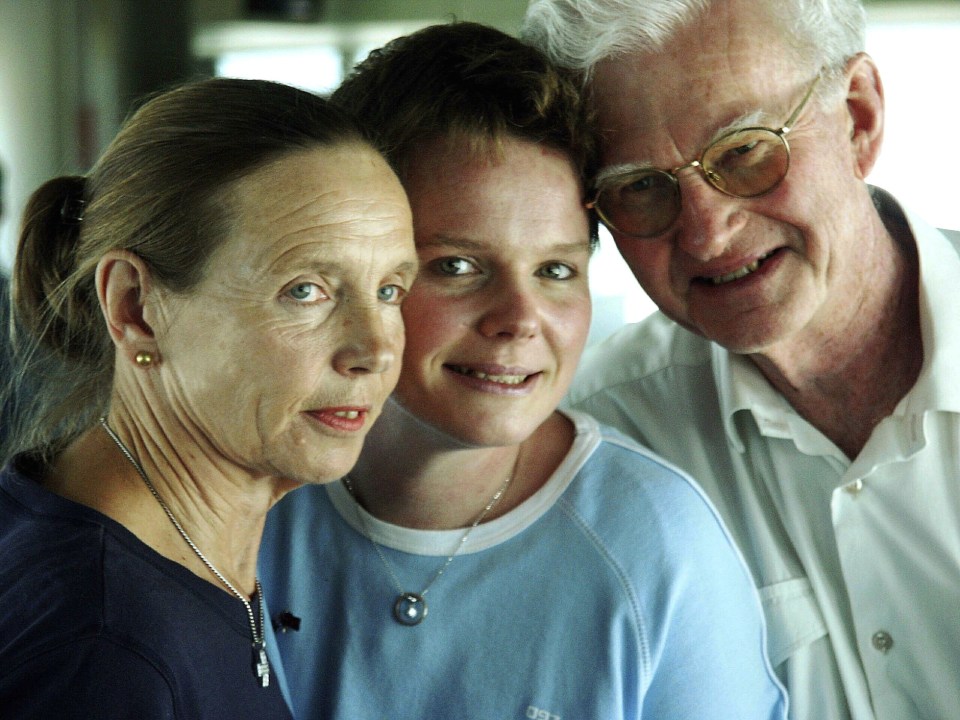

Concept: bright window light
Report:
left=866, top=20, right=960, bottom=231
left=587, top=228, right=658, bottom=346
left=215, top=46, right=341, bottom=94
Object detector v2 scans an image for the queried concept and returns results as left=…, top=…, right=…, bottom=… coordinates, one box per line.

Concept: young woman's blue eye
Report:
left=539, top=262, right=575, bottom=280
left=433, top=257, right=477, bottom=276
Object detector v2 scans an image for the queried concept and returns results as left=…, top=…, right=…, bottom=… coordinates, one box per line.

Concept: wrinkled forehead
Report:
left=213, top=145, right=412, bottom=273
left=587, top=0, right=810, bottom=166
left=590, top=39, right=806, bottom=173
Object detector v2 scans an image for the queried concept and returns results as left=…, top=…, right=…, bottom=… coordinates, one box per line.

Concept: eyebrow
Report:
left=595, top=108, right=774, bottom=184
left=417, top=236, right=487, bottom=252
left=393, top=259, right=420, bottom=276
left=419, top=235, right=591, bottom=254
left=303, top=258, right=420, bottom=276
left=264, top=251, right=419, bottom=280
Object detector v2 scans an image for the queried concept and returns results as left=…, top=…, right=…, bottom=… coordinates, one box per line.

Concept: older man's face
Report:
left=590, top=0, right=880, bottom=356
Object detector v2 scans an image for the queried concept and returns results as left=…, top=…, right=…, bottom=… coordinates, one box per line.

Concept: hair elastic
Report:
left=60, top=195, right=86, bottom=224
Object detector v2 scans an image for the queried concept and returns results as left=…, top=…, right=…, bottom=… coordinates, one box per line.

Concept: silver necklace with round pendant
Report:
left=342, top=466, right=514, bottom=626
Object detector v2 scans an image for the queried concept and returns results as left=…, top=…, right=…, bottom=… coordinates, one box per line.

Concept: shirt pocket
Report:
left=758, top=576, right=827, bottom=667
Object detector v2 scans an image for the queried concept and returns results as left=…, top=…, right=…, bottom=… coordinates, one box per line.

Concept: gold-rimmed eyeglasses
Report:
left=587, top=73, right=822, bottom=238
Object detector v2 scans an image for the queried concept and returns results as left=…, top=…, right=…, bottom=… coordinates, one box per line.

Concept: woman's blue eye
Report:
left=434, top=257, right=476, bottom=276
left=378, top=285, right=405, bottom=304
left=288, top=283, right=317, bottom=301
left=540, top=263, right=575, bottom=280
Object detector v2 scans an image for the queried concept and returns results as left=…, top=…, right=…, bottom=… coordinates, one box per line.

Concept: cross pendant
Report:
left=253, top=643, right=270, bottom=688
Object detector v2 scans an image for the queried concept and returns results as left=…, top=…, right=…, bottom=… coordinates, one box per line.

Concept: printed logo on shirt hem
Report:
left=526, top=706, right=561, bottom=720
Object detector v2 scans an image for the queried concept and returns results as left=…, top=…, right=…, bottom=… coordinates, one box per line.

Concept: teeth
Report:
left=333, top=410, right=360, bottom=419
left=710, top=253, right=770, bottom=285
left=450, top=366, right=527, bottom=385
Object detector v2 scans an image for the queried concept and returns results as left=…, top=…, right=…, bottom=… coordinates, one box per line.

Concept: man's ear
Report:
left=95, top=250, right=159, bottom=365
left=844, top=52, right=885, bottom=180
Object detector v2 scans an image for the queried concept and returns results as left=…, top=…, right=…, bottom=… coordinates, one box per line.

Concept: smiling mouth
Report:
left=705, top=250, right=774, bottom=285
left=447, top=365, right=529, bottom=385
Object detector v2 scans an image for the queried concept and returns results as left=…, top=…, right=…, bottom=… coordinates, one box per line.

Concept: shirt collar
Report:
left=715, top=186, right=960, bottom=451
left=714, top=345, right=784, bottom=453
left=875, top=187, right=960, bottom=415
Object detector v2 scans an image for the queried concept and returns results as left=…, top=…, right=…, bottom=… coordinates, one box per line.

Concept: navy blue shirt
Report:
left=0, top=455, right=293, bottom=719
left=0, top=274, right=15, bottom=453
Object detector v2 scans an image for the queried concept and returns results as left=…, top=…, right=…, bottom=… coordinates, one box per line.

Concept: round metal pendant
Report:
left=393, top=592, right=428, bottom=626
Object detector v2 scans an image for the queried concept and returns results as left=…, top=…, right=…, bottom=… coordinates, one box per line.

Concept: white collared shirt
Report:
left=568, top=188, right=960, bottom=720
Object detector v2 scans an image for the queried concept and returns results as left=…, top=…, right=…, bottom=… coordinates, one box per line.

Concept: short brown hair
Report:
left=332, top=21, right=597, bottom=210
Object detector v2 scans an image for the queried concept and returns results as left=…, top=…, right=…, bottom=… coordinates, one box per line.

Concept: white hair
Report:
left=521, top=0, right=867, bottom=81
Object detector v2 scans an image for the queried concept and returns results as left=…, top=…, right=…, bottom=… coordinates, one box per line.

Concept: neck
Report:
left=347, top=398, right=572, bottom=529
left=749, top=219, right=922, bottom=458
left=46, top=408, right=273, bottom=596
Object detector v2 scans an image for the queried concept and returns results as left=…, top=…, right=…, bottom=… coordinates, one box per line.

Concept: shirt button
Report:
left=844, top=479, right=864, bottom=495
left=872, top=631, right=894, bottom=653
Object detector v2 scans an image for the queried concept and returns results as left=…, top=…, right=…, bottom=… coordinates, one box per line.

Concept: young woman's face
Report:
left=151, top=144, right=417, bottom=484
left=395, top=137, right=592, bottom=447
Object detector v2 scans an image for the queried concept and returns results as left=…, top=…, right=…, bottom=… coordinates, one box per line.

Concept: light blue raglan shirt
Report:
left=260, top=410, right=786, bottom=720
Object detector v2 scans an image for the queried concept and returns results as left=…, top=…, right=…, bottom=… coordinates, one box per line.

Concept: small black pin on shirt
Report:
left=275, top=610, right=301, bottom=633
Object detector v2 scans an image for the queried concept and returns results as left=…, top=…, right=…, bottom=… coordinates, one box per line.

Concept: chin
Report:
left=692, top=303, right=807, bottom=354
left=712, top=325, right=798, bottom=355
left=398, top=391, right=555, bottom=450
left=281, top=444, right=363, bottom=486
left=452, top=416, right=541, bottom=449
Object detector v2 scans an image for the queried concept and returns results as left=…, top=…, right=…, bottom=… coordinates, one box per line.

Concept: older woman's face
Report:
left=152, top=144, right=416, bottom=485
left=395, top=137, right=592, bottom=447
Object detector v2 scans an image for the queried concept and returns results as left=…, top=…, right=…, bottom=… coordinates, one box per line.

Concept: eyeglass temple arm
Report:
left=781, top=72, right=822, bottom=134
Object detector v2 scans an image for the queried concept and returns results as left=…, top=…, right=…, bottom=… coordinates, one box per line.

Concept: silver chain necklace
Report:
left=99, top=417, right=270, bottom=688
left=342, top=464, right=514, bottom=626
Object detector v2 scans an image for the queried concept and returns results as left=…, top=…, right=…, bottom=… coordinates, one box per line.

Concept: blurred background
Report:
left=1, top=0, right=958, bottom=346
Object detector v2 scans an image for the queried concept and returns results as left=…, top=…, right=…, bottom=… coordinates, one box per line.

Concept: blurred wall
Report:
left=0, top=0, right=195, bottom=269
left=0, top=0, right=524, bottom=270
left=193, top=0, right=526, bottom=29
left=0, top=0, right=69, bottom=269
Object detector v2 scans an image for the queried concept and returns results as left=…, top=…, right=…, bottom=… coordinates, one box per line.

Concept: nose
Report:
left=476, top=276, right=542, bottom=341
left=332, top=301, right=400, bottom=377
left=673, top=167, right=747, bottom=260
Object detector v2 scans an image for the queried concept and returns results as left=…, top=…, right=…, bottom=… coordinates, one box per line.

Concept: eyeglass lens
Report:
left=596, top=128, right=790, bottom=238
